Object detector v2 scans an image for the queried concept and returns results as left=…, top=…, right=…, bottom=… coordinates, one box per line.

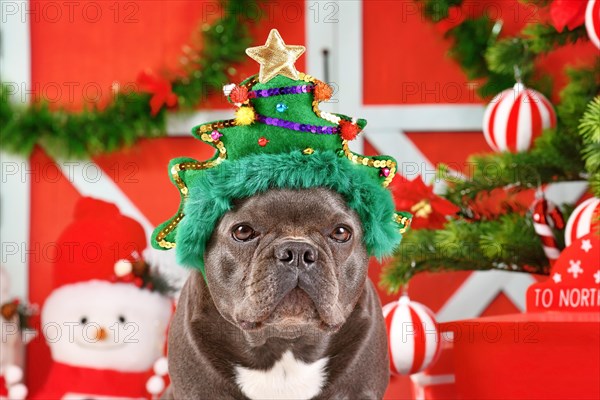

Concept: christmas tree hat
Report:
left=152, top=29, right=412, bottom=275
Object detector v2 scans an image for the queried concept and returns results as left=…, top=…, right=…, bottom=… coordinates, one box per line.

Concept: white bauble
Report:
left=3, top=364, right=23, bottom=385
left=8, top=383, right=28, bottom=400
left=153, top=356, right=169, bottom=376
left=146, top=375, right=166, bottom=395
left=41, top=280, right=172, bottom=372
left=113, top=259, right=133, bottom=277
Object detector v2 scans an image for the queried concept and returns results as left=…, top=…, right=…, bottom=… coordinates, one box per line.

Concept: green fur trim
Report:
left=153, top=150, right=403, bottom=275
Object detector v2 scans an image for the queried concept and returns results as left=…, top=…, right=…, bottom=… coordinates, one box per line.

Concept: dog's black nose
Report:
left=275, top=241, right=317, bottom=268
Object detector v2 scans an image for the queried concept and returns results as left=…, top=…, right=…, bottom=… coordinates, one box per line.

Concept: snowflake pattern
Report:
left=552, top=273, right=562, bottom=284
left=567, top=260, right=584, bottom=279
left=581, top=239, right=593, bottom=253
left=594, top=270, right=600, bottom=285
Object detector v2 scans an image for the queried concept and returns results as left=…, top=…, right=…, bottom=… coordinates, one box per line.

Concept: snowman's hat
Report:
left=53, top=197, right=148, bottom=288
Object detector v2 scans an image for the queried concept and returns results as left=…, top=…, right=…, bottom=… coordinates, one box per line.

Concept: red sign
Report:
left=527, top=233, right=600, bottom=312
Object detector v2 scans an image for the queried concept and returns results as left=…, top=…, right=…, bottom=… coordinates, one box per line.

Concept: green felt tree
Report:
left=381, top=0, right=600, bottom=292
left=151, top=29, right=413, bottom=276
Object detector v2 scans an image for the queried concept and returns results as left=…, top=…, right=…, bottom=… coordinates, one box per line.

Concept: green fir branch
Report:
left=445, top=16, right=495, bottom=80
left=579, top=96, right=600, bottom=197
left=420, top=0, right=463, bottom=22
left=523, top=24, right=589, bottom=54
left=381, top=213, right=550, bottom=291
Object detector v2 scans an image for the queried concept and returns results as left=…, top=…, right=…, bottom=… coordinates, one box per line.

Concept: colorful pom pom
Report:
left=314, top=81, right=333, bottom=101
left=114, top=259, right=133, bottom=277
left=230, top=86, right=249, bottom=103
left=153, top=357, right=169, bottom=376
left=8, top=384, right=28, bottom=400
left=339, top=120, right=359, bottom=141
left=235, top=106, right=256, bottom=125
left=4, top=365, right=23, bottom=385
left=146, top=375, right=166, bottom=395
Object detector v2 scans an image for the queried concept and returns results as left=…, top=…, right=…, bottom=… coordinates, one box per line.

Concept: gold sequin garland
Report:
left=341, top=141, right=396, bottom=188
left=299, top=73, right=339, bottom=123
left=301, top=72, right=397, bottom=189
left=395, top=213, right=412, bottom=234
left=155, top=124, right=230, bottom=249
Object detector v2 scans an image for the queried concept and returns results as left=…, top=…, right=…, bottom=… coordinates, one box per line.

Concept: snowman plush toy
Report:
left=32, top=198, right=173, bottom=400
left=1, top=266, right=28, bottom=400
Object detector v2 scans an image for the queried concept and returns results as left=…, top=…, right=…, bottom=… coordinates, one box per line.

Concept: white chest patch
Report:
left=234, top=350, right=328, bottom=400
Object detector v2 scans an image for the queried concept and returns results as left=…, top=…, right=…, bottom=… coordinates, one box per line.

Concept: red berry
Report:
left=340, top=120, right=359, bottom=141
left=314, top=81, right=333, bottom=101
left=230, top=86, right=249, bottom=103
left=258, top=137, right=269, bottom=147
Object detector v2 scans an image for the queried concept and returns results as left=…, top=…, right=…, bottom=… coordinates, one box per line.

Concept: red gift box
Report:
left=443, top=312, right=600, bottom=399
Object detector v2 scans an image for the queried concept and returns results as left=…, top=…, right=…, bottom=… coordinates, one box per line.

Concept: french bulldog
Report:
left=163, top=188, right=389, bottom=399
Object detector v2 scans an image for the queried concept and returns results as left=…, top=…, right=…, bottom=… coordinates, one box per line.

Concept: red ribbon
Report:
left=137, top=70, right=178, bottom=116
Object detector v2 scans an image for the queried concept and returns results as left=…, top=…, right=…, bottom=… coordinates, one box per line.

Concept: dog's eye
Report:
left=232, top=224, right=256, bottom=241
left=330, top=226, right=352, bottom=243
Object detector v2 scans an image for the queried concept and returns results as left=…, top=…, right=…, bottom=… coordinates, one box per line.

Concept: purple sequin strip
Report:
left=250, top=84, right=314, bottom=98
left=256, top=114, right=339, bottom=135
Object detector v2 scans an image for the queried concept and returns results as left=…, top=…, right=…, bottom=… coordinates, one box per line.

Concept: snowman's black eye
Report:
left=80, top=317, right=88, bottom=324
left=118, top=315, right=126, bottom=324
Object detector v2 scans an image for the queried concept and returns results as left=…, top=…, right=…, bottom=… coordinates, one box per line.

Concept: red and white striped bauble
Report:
left=565, top=197, right=600, bottom=247
left=383, top=295, right=441, bottom=376
left=483, top=83, right=556, bottom=153
left=586, top=0, right=600, bottom=49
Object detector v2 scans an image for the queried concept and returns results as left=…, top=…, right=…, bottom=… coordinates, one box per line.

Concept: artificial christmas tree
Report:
left=380, top=2, right=599, bottom=397
left=382, top=0, right=600, bottom=290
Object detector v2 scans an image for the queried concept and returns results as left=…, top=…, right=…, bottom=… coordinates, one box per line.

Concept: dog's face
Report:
left=204, top=188, right=369, bottom=342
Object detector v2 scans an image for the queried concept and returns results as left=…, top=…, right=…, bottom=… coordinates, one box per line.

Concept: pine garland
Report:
left=382, top=0, right=600, bottom=290
left=0, top=0, right=257, bottom=158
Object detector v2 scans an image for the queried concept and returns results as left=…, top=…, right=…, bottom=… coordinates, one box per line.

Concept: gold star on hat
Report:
left=245, top=29, right=305, bottom=83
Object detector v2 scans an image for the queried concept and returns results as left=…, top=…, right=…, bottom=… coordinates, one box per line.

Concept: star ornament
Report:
left=246, top=29, right=305, bottom=83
